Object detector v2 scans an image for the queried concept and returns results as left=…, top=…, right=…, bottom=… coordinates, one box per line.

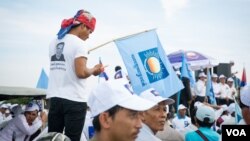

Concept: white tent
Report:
left=0, top=86, right=46, bottom=100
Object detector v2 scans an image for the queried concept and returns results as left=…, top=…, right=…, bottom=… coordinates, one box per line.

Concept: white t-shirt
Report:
left=172, top=116, right=192, bottom=132
left=0, top=114, right=42, bottom=141
left=212, top=82, right=220, bottom=98
left=218, top=83, right=230, bottom=99
left=228, top=86, right=237, bottom=100
left=194, top=80, right=206, bottom=97
left=136, top=123, right=161, bottom=141
left=47, top=34, right=89, bottom=102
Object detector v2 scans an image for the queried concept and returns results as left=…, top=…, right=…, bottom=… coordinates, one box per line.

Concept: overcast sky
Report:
left=0, top=0, right=249, bottom=90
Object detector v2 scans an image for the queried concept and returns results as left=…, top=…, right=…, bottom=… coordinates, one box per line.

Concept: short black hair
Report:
left=115, top=66, right=121, bottom=72
left=196, top=117, right=214, bottom=128
left=92, top=105, right=123, bottom=132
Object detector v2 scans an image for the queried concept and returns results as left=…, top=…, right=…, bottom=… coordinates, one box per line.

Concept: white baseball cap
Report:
left=25, top=102, right=39, bottom=112
left=227, top=103, right=235, bottom=114
left=240, top=85, right=250, bottom=107
left=196, top=105, right=215, bottom=123
left=11, top=105, right=23, bottom=117
left=219, top=74, right=226, bottom=79
left=212, top=73, right=218, bottom=78
left=177, top=104, right=187, bottom=110
left=199, top=72, right=207, bottom=78
left=221, top=104, right=228, bottom=111
left=227, top=77, right=234, bottom=82
left=88, top=80, right=156, bottom=117
left=0, top=104, right=8, bottom=109
left=140, top=88, right=175, bottom=105
left=194, top=101, right=202, bottom=108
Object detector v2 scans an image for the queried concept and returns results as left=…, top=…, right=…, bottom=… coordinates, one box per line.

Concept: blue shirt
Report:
left=185, top=127, right=220, bottom=141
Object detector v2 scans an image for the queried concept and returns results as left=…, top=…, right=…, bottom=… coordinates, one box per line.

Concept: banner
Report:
left=114, top=29, right=183, bottom=98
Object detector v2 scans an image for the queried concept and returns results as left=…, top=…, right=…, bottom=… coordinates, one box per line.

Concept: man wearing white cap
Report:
left=227, top=77, right=237, bottom=105
left=0, top=102, right=47, bottom=141
left=185, top=105, right=220, bottom=141
left=194, top=72, right=207, bottom=103
left=88, top=80, right=155, bottom=141
left=172, top=104, right=191, bottom=133
left=218, top=74, right=230, bottom=105
left=239, top=85, right=250, bottom=125
left=136, top=88, right=175, bottom=141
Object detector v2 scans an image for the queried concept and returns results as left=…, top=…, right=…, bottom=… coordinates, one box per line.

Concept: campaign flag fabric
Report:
left=206, top=69, right=217, bottom=105
left=234, top=97, right=243, bottom=124
left=177, top=53, right=196, bottom=107
left=99, top=58, right=109, bottom=81
left=36, top=68, right=48, bottom=89
left=114, top=29, right=184, bottom=98
left=240, top=67, right=247, bottom=87
left=180, top=53, right=195, bottom=87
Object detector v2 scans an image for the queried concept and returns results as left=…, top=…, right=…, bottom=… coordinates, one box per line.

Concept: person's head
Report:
left=24, top=102, right=39, bottom=125
left=219, top=74, right=226, bottom=84
left=139, top=88, right=175, bottom=134
left=212, top=73, right=218, bottom=82
left=56, top=42, right=64, bottom=57
left=240, top=85, right=250, bottom=124
left=88, top=80, right=155, bottom=141
left=177, top=104, right=187, bottom=118
left=198, top=72, right=207, bottom=81
left=0, top=104, right=8, bottom=114
left=115, top=66, right=122, bottom=72
left=10, top=105, right=23, bottom=118
left=57, top=9, right=96, bottom=40
left=195, top=105, right=215, bottom=128
left=227, top=77, right=234, bottom=87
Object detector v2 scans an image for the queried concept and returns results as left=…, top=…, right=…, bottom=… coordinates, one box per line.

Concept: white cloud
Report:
left=160, top=0, right=189, bottom=21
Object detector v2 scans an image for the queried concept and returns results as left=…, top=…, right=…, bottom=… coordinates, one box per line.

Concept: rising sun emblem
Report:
left=143, top=50, right=165, bottom=81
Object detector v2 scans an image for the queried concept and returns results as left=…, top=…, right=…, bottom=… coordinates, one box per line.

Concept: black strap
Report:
left=24, top=135, right=29, bottom=141
left=195, top=130, right=209, bottom=141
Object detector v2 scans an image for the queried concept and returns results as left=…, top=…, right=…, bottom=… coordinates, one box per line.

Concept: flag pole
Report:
left=88, top=28, right=156, bottom=54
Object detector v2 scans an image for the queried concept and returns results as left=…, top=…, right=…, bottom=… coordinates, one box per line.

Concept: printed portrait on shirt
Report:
left=51, top=42, right=65, bottom=61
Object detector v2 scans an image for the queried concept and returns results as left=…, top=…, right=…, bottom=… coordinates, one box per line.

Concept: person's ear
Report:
left=99, top=112, right=112, bottom=129
left=140, top=112, right=146, bottom=122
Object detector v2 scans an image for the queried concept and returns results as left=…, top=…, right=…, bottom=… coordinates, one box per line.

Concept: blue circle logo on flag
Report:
left=138, top=47, right=169, bottom=83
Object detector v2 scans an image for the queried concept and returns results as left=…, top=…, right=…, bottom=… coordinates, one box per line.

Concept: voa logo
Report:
left=226, top=129, right=246, bottom=136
